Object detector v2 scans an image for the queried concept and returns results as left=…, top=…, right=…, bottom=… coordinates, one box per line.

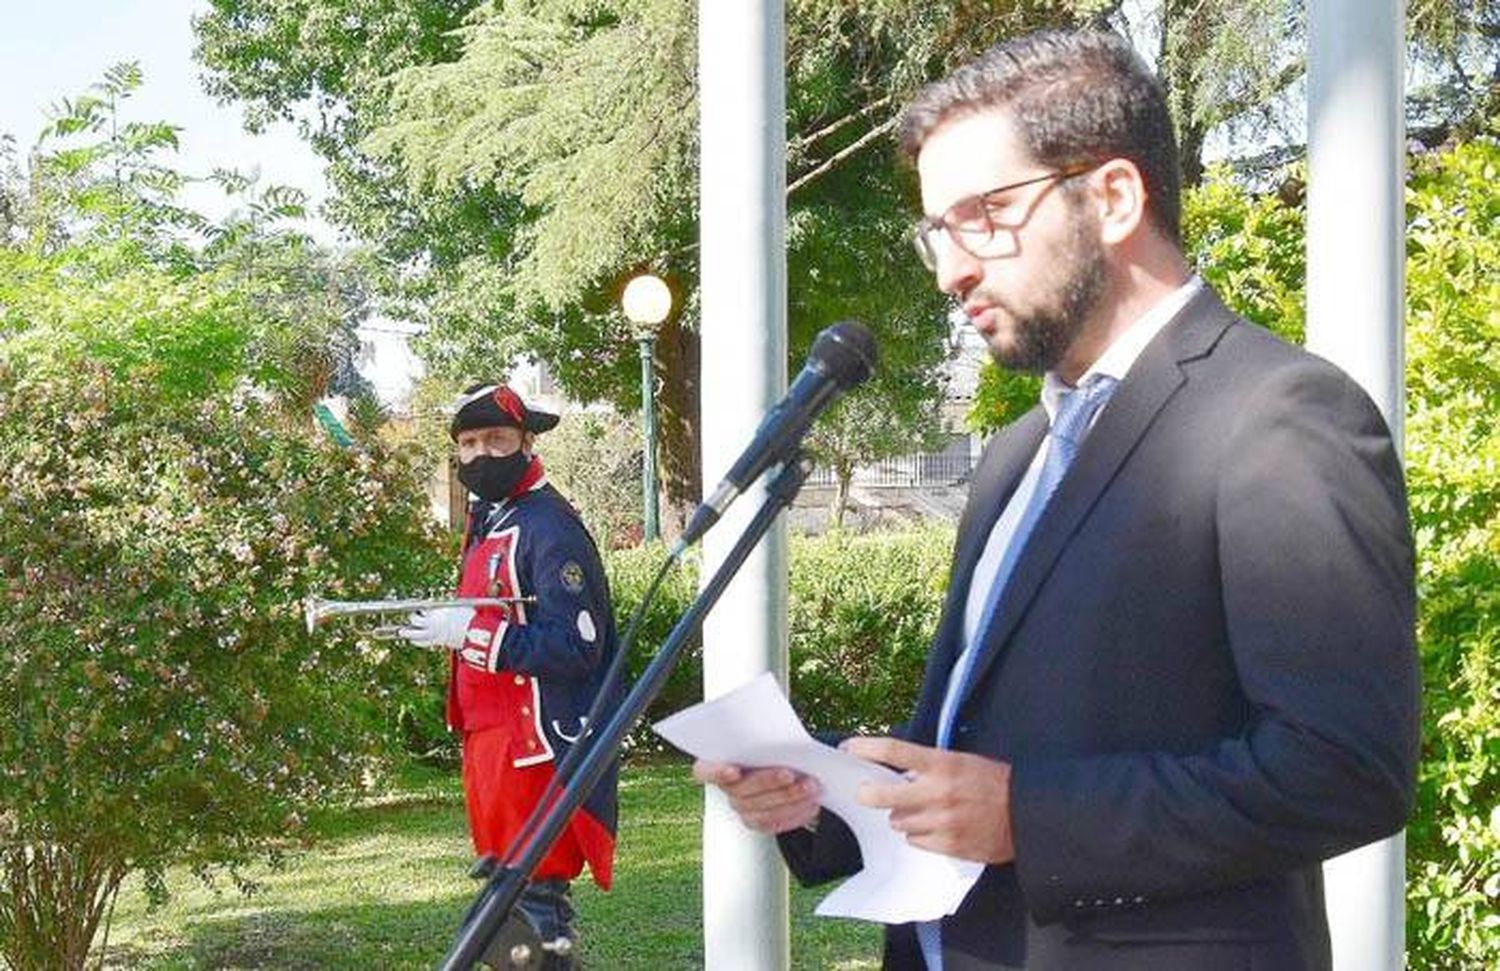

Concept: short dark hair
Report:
left=898, top=29, right=1182, bottom=244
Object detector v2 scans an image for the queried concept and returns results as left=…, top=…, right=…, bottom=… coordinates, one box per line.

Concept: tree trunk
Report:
left=653, top=313, right=700, bottom=539
left=830, top=461, right=853, bottom=530
left=2, top=841, right=125, bottom=971
left=1179, top=119, right=1207, bottom=187
left=1160, top=0, right=1210, bottom=188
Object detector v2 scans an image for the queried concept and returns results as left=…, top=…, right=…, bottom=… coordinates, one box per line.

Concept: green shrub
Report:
left=603, top=540, right=707, bottom=750
left=784, top=527, right=952, bottom=735
left=1181, top=164, right=1306, bottom=345
left=1402, top=137, right=1500, bottom=968
left=587, top=527, right=954, bottom=748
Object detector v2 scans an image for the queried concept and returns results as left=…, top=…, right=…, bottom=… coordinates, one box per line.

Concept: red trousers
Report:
left=461, top=727, right=613, bottom=888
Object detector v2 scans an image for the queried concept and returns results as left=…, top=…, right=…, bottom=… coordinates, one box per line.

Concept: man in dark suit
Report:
left=694, top=28, right=1419, bottom=971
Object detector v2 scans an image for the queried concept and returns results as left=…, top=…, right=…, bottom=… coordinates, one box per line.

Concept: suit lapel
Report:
left=910, top=407, right=1047, bottom=740
left=954, top=289, right=1238, bottom=707
left=950, top=408, right=1049, bottom=605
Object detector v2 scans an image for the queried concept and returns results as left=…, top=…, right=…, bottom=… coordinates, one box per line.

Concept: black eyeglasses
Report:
left=911, top=164, right=1096, bottom=271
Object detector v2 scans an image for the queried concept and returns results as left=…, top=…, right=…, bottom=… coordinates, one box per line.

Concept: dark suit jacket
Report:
left=780, top=287, right=1419, bottom=970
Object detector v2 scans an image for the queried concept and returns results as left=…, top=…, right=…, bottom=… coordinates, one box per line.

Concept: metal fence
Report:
left=806, top=434, right=974, bottom=488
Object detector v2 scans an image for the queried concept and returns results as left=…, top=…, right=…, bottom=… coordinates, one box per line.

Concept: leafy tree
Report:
left=1180, top=163, right=1305, bottom=344
left=785, top=165, right=949, bottom=525
left=2, top=63, right=383, bottom=414
left=14, top=62, right=204, bottom=267
left=1109, top=1, right=1500, bottom=179
left=1142, top=0, right=1303, bottom=185
left=202, top=190, right=388, bottom=410
left=196, top=1, right=1115, bottom=532
left=968, top=365, right=1043, bottom=436
left=0, top=71, right=450, bottom=968
left=1408, top=0, right=1500, bottom=145
left=538, top=407, right=654, bottom=551
left=0, top=135, right=29, bottom=243
left=194, top=0, right=1498, bottom=536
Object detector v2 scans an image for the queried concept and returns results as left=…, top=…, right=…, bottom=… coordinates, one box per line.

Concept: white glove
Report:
left=397, top=607, right=475, bottom=651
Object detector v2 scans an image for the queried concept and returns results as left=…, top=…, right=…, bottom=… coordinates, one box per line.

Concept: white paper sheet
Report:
left=652, top=672, right=984, bottom=923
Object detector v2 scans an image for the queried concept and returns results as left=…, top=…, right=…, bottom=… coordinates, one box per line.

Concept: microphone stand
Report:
left=438, top=451, right=813, bottom=970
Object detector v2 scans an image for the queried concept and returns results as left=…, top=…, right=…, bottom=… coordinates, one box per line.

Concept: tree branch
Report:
left=1213, top=59, right=1305, bottom=125
left=787, top=117, right=897, bottom=197
left=790, top=95, right=893, bottom=154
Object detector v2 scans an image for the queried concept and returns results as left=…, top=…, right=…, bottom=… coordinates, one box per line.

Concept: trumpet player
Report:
left=400, top=382, right=620, bottom=969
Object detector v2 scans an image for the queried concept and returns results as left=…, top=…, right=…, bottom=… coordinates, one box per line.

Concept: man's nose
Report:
left=933, top=238, right=982, bottom=299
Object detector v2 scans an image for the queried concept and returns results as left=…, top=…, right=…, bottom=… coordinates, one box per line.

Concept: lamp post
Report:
left=622, top=273, right=672, bottom=542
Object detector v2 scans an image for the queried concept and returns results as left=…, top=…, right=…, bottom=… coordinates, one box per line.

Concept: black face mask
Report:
left=458, top=452, right=532, bottom=502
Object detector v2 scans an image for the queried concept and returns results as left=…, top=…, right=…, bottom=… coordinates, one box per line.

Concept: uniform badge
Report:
left=560, top=560, right=586, bottom=594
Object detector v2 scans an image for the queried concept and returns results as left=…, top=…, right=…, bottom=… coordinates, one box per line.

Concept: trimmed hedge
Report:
left=606, top=526, right=955, bottom=746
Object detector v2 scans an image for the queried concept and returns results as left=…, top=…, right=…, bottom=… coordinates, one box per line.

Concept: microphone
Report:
left=675, top=320, right=877, bottom=552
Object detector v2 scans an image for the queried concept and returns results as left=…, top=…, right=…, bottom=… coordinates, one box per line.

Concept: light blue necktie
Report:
left=916, top=373, right=1119, bottom=970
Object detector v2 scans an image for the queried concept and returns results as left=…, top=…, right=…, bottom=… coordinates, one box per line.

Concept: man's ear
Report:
left=1093, top=158, right=1148, bottom=246
left=523, top=431, right=537, bottom=454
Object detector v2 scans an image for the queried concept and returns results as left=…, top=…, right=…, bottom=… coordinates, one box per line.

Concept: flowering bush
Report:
left=0, top=260, right=449, bottom=970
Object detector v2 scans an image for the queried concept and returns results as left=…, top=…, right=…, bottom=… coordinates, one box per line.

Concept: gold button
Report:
left=514, top=675, right=525, bottom=685
left=527, top=740, right=537, bottom=750
left=520, top=706, right=531, bottom=716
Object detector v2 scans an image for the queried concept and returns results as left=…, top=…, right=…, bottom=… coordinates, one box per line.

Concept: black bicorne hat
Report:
left=448, top=383, right=560, bottom=441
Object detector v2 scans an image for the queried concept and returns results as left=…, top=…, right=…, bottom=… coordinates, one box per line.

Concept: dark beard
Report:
left=989, top=212, right=1109, bottom=374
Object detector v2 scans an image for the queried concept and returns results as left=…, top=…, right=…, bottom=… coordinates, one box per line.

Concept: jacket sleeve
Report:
left=1009, top=359, right=1420, bottom=922
left=777, top=810, right=865, bottom=886
left=495, top=512, right=612, bottom=680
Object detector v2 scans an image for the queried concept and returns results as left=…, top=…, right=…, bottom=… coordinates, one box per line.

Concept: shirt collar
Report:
left=1041, top=275, right=1203, bottom=421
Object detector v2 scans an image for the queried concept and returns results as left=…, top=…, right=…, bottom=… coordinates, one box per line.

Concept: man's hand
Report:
left=692, top=760, right=822, bottom=834
left=844, top=736, right=1015, bottom=865
left=396, top=607, right=475, bottom=651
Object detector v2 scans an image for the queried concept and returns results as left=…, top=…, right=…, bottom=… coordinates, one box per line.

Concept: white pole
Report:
left=1307, top=1, right=1407, bottom=968
left=697, top=2, right=790, bottom=970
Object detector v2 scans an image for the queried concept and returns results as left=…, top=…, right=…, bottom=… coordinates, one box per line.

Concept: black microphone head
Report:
left=810, top=320, right=877, bottom=389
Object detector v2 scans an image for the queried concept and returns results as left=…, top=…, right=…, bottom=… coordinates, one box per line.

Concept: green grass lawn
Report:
left=102, top=758, right=881, bottom=969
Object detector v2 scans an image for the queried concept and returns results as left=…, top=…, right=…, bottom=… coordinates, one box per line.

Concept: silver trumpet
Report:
left=303, top=594, right=537, bottom=639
